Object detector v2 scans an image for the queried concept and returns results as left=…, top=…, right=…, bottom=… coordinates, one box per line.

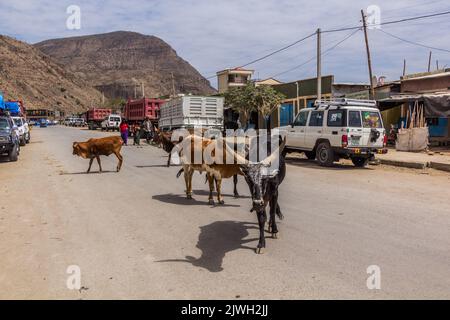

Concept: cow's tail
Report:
left=176, top=168, right=184, bottom=178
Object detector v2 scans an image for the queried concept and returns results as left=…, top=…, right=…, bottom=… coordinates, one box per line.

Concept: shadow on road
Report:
left=156, top=221, right=259, bottom=272
left=192, top=189, right=251, bottom=199
left=285, top=157, right=373, bottom=171
left=59, top=170, right=116, bottom=175
left=152, top=193, right=241, bottom=207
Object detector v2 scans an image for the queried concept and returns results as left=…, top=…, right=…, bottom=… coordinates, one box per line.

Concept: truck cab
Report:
left=0, top=115, right=20, bottom=161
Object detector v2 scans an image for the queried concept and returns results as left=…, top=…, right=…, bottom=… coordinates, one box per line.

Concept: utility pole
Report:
left=141, top=82, right=145, bottom=98
left=436, top=60, right=439, bottom=70
left=427, top=51, right=432, bottom=72
left=403, top=59, right=406, bottom=77
left=361, top=9, right=375, bottom=100
left=171, top=72, right=176, bottom=97
left=316, top=28, right=321, bottom=101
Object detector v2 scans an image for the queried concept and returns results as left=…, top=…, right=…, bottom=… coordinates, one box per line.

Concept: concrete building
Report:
left=216, top=67, right=254, bottom=93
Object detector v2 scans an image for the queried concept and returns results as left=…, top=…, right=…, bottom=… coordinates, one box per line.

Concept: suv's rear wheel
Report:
left=352, top=157, right=369, bottom=167
left=304, top=151, right=316, bottom=160
left=316, top=142, right=334, bottom=167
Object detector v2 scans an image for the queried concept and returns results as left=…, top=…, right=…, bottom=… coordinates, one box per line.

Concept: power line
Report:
left=378, top=29, right=450, bottom=53
left=237, top=32, right=316, bottom=68
left=322, top=9, right=450, bottom=33
left=270, top=28, right=361, bottom=78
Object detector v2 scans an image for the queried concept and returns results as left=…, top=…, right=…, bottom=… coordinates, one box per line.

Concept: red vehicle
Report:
left=124, top=98, right=165, bottom=125
left=86, top=107, right=112, bottom=130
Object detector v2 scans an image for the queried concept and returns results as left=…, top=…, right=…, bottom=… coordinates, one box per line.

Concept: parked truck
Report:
left=86, top=108, right=111, bottom=130
left=159, top=96, right=224, bottom=131
left=124, top=98, right=165, bottom=125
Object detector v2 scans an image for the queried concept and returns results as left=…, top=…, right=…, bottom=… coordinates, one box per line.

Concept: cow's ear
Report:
left=73, top=142, right=78, bottom=147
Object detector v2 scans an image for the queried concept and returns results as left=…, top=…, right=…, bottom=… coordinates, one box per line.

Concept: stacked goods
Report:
left=396, top=101, right=428, bottom=151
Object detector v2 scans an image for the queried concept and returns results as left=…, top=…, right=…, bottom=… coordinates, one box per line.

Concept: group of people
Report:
left=119, top=117, right=155, bottom=146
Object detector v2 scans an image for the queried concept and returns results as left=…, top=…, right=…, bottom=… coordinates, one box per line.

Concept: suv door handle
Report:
left=317, top=130, right=322, bottom=133
left=332, top=131, right=338, bottom=135
left=300, top=130, right=304, bottom=133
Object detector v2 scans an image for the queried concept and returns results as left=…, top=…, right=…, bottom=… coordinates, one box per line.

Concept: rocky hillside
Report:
left=0, top=35, right=103, bottom=114
left=35, top=31, right=216, bottom=99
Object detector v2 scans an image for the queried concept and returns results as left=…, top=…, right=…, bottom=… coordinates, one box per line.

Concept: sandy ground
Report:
left=0, top=125, right=449, bottom=299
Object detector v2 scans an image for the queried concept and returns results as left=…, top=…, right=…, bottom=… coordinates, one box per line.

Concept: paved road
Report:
left=1, top=126, right=450, bottom=299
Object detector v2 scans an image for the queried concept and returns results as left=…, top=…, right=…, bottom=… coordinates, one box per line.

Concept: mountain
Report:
left=35, top=31, right=216, bottom=99
left=0, top=35, right=103, bottom=114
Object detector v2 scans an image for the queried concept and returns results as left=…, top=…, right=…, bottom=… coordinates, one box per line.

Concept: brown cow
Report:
left=72, top=136, right=123, bottom=173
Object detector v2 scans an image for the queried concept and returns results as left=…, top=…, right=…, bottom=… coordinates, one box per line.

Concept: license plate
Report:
left=350, top=138, right=360, bottom=146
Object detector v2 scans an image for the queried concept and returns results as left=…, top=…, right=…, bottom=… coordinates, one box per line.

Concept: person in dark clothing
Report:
left=142, top=117, right=154, bottom=144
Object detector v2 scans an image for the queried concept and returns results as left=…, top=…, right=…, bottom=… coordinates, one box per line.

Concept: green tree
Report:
left=224, top=83, right=285, bottom=130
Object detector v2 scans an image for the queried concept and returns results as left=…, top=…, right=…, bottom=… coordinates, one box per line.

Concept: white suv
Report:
left=11, top=116, right=30, bottom=146
left=101, top=115, right=121, bottom=131
left=279, top=99, right=387, bottom=167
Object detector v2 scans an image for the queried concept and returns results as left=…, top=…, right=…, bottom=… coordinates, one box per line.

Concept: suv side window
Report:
left=327, top=110, right=345, bottom=127
left=308, top=111, right=324, bottom=127
left=293, top=111, right=309, bottom=126
left=348, top=111, right=362, bottom=127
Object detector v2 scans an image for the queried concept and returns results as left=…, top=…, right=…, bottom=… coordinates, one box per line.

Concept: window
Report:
left=348, top=111, right=362, bottom=127
left=327, top=110, right=345, bottom=127
left=293, top=111, right=309, bottom=126
left=0, top=118, right=10, bottom=130
left=362, top=111, right=382, bottom=128
left=308, top=111, right=324, bottom=127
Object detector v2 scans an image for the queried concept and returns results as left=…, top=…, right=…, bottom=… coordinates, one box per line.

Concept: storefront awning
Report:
left=378, top=92, right=450, bottom=117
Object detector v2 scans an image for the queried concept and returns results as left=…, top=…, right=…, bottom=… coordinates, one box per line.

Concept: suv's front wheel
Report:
left=8, top=145, right=18, bottom=162
left=316, top=142, right=334, bottom=167
left=351, top=157, right=369, bottom=167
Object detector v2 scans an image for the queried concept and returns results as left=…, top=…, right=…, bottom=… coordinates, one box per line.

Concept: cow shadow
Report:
left=156, top=221, right=259, bottom=272
left=192, top=189, right=251, bottom=199
left=59, top=170, right=116, bottom=175
left=152, top=193, right=240, bottom=207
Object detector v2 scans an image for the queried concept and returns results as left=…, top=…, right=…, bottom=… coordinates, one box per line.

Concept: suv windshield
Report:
left=362, top=111, right=382, bottom=128
left=13, top=118, right=22, bottom=126
left=111, top=117, right=121, bottom=122
left=0, top=118, right=10, bottom=130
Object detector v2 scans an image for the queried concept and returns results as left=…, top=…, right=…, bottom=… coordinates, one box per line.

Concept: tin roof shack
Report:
left=378, top=70, right=450, bottom=146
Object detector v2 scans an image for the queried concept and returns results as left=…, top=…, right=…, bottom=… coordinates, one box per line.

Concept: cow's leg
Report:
left=215, top=177, right=224, bottom=205
left=87, top=158, right=94, bottom=173
left=96, top=156, right=102, bottom=172
left=184, top=166, right=193, bottom=199
left=256, top=210, right=267, bottom=254
left=268, top=191, right=279, bottom=238
left=167, top=152, right=171, bottom=167
left=115, top=152, right=123, bottom=172
left=233, top=174, right=239, bottom=198
left=207, top=174, right=215, bottom=205
left=276, top=202, right=284, bottom=220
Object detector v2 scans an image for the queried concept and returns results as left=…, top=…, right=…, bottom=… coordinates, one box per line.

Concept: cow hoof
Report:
left=255, top=247, right=265, bottom=254
left=187, top=195, right=193, bottom=200
left=208, top=199, right=215, bottom=205
left=272, top=232, right=278, bottom=239
left=234, top=193, right=240, bottom=198
left=218, top=200, right=225, bottom=205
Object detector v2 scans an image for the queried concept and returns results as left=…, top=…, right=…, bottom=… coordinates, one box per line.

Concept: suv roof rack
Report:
left=314, top=98, right=377, bottom=108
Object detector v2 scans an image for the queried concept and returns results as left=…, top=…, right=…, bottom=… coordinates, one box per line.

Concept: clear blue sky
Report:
left=1, top=0, right=449, bottom=88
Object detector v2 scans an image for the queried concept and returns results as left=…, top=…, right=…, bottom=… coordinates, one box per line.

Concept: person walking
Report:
left=133, top=123, right=142, bottom=147
left=119, top=120, right=129, bottom=146
left=142, top=117, right=154, bottom=144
